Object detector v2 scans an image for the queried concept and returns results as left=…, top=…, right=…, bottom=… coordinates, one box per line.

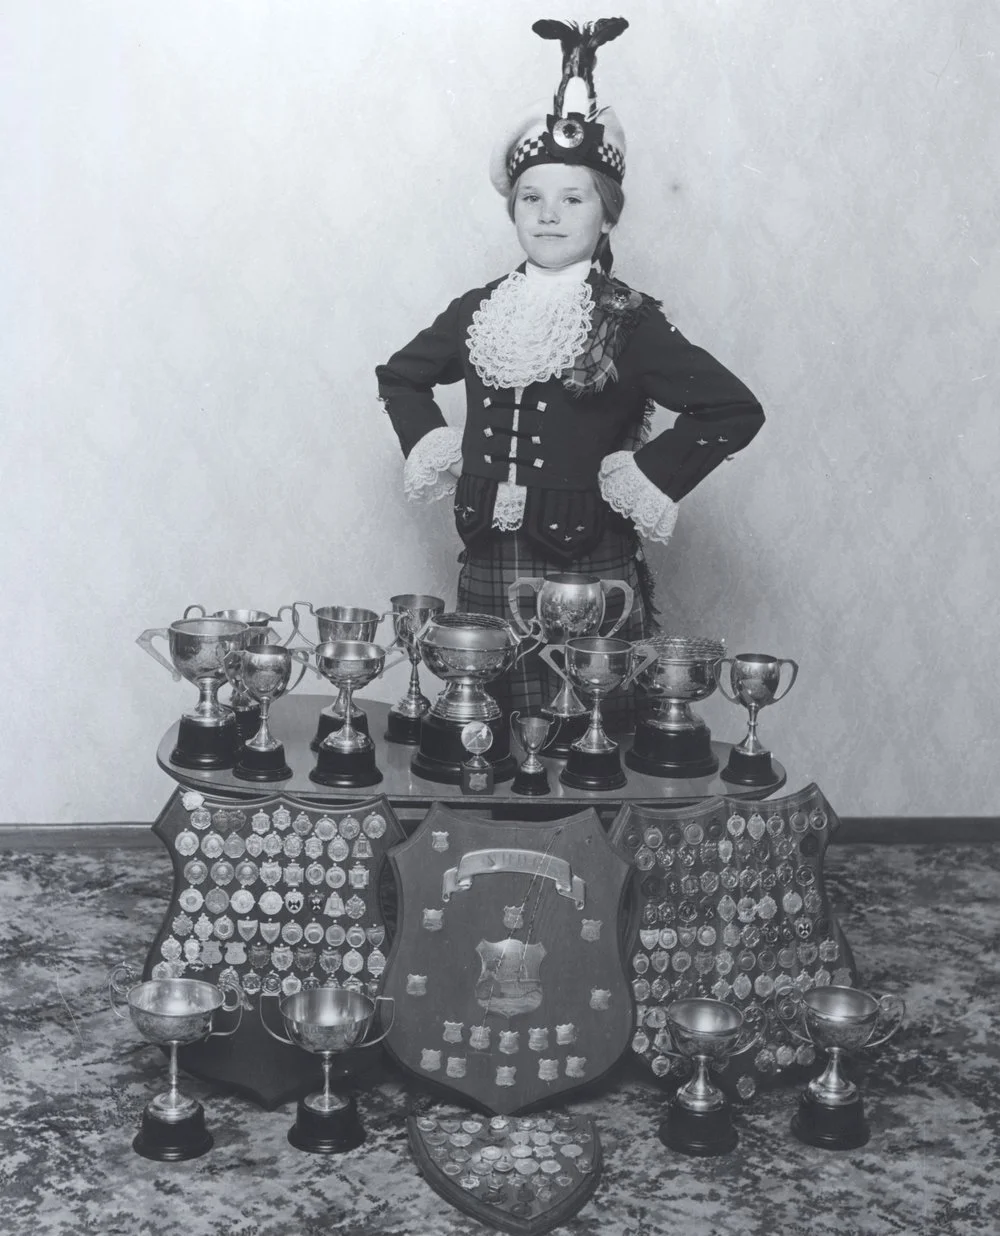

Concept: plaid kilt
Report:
left=456, top=528, right=658, bottom=733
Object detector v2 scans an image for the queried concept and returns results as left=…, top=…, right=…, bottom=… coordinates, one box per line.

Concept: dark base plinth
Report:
left=385, top=709, right=423, bottom=745
left=791, top=1092, right=871, bottom=1150
left=626, top=719, right=719, bottom=779
left=721, top=747, right=776, bottom=786
left=170, top=717, right=240, bottom=770
left=311, top=709, right=369, bottom=752
left=287, top=1096, right=366, bottom=1155
left=132, top=1104, right=213, bottom=1161
left=541, top=712, right=589, bottom=759
left=411, top=712, right=516, bottom=786
left=560, top=744, right=626, bottom=792
left=233, top=705, right=262, bottom=742
left=233, top=743, right=292, bottom=782
left=309, top=743, right=382, bottom=789
left=658, top=1101, right=737, bottom=1157
left=511, top=767, right=551, bottom=796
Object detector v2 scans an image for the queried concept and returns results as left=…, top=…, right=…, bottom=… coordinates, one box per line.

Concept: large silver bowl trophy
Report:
left=110, top=966, right=242, bottom=1160
left=717, top=652, right=799, bottom=785
left=384, top=592, right=446, bottom=744
left=411, top=611, right=542, bottom=784
left=655, top=998, right=763, bottom=1157
left=625, top=636, right=726, bottom=778
left=778, top=984, right=905, bottom=1149
left=261, top=986, right=394, bottom=1153
left=223, top=644, right=309, bottom=781
left=136, top=617, right=249, bottom=769
left=508, top=572, right=634, bottom=756
left=540, top=636, right=657, bottom=791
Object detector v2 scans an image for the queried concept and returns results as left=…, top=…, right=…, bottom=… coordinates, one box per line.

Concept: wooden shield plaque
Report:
left=382, top=805, right=633, bottom=1114
left=145, top=788, right=404, bottom=1107
left=608, top=783, right=858, bottom=1098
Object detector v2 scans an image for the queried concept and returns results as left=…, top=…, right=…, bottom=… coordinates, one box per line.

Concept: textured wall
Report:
left=2, top=1, right=997, bottom=823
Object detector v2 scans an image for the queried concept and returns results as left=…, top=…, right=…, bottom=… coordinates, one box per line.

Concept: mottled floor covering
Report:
left=2, top=830, right=998, bottom=1236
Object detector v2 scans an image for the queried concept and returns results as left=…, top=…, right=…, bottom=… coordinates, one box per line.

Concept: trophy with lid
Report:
left=508, top=573, right=634, bottom=756
left=136, top=617, right=249, bottom=768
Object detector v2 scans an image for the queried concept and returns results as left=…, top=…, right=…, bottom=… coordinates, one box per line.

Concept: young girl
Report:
left=376, top=18, right=764, bottom=729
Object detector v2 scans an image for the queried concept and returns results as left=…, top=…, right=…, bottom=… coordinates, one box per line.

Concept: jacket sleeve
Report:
left=375, top=295, right=468, bottom=458
left=628, top=308, right=765, bottom=502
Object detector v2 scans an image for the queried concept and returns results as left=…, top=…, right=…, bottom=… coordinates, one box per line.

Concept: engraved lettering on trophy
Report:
left=407, top=974, right=428, bottom=996
left=431, top=830, right=450, bottom=852
left=443, top=1020, right=464, bottom=1043
left=475, top=940, right=546, bottom=1016
left=589, top=988, right=611, bottom=1010
left=422, top=908, right=443, bottom=932
left=442, top=849, right=585, bottom=909
left=496, top=1066, right=516, bottom=1087
left=580, top=919, right=602, bottom=942
left=421, top=1048, right=442, bottom=1071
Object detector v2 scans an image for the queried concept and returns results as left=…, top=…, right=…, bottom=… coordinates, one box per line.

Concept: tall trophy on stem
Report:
left=224, top=645, right=309, bottom=781
left=385, top=593, right=446, bottom=744
left=717, top=652, right=798, bottom=786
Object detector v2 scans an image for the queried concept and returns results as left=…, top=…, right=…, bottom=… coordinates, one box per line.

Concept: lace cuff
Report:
left=598, top=451, right=679, bottom=544
left=403, top=426, right=463, bottom=503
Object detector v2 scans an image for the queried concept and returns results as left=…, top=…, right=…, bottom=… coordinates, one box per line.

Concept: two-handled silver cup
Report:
left=109, top=964, right=242, bottom=1160
left=510, top=710, right=558, bottom=796
left=655, top=998, right=763, bottom=1156
left=717, top=652, right=798, bottom=786
left=541, top=637, right=657, bottom=791
left=778, top=984, right=905, bottom=1149
left=385, top=593, right=446, bottom=744
left=260, top=987, right=394, bottom=1153
left=224, top=645, right=310, bottom=781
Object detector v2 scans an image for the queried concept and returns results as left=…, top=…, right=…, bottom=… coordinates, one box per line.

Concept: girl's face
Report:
left=512, top=164, right=611, bottom=271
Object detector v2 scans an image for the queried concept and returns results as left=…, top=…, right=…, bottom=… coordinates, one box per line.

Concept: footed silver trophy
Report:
left=385, top=593, right=446, bottom=744
left=224, top=645, right=309, bottom=781
left=717, top=652, right=798, bottom=786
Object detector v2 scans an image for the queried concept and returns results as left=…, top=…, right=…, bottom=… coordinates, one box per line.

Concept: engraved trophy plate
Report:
left=608, top=784, right=858, bottom=1098
left=382, top=804, right=633, bottom=1114
left=407, top=1105, right=602, bottom=1236
left=148, top=789, right=404, bottom=1107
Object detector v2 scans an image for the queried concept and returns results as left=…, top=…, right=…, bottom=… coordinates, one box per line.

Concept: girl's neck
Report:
left=523, top=257, right=593, bottom=282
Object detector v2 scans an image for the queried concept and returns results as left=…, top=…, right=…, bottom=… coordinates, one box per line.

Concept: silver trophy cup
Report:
left=717, top=652, right=799, bottom=786
left=224, top=645, right=309, bottom=781
left=306, top=640, right=401, bottom=788
left=109, top=966, right=242, bottom=1161
left=510, top=710, right=558, bottom=796
left=385, top=593, right=446, bottom=744
left=291, top=603, right=387, bottom=747
left=261, top=987, right=394, bottom=1153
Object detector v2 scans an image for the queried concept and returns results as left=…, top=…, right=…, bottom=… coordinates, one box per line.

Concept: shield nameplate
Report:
left=608, top=783, right=858, bottom=1098
left=382, top=805, right=633, bottom=1114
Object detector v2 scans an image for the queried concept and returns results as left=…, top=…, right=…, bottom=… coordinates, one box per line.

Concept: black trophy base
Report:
left=511, top=766, right=552, bottom=796
left=170, top=716, right=240, bottom=770
left=385, top=708, right=423, bottom=745
left=411, top=711, right=516, bottom=786
left=233, top=743, right=292, bottom=782
left=626, top=719, right=719, bottom=779
left=560, top=744, right=626, bottom=792
left=233, top=705, right=262, bottom=742
left=311, top=709, right=369, bottom=752
left=541, top=712, right=590, bottom=759
left=658, top=1101, right=737, bottom=1157
left=287, top=1096, right=366, bottom=1154
left=721, top=746, right=776, bottom=786
left=791, top=1091, right=871, bottom=1150
left=309, top=743, right=382, bottom=789
left=133, top=1104, right=213, bottom=1161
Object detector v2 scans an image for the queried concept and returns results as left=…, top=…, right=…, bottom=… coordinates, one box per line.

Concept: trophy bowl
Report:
left=411, top=612, right=540, bottom=784
left=626, top=636, right=726, bottom=778
left=718, top=652, right=798, bottom=786
left=780, top=984, right=906, bottom=1149
left=261, top=986, right=394, bottom=1153
left=136, top=617, right=249, bottom=769
left=289, top=604, right=387, bottom=747
left=656, top=998, right=762, bottom=1157
left=510, top=709, right=557, bottom=796
left=110, top=967, right=242, bottom=1161
left=308, top=640, right=399, bottom=788
left=225, top=645, right=308, bottom=781
left=385, top=593, right=446, bottom=744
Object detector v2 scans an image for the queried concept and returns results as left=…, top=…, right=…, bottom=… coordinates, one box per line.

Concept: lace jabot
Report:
left=466, top=272, right=594, bottom=391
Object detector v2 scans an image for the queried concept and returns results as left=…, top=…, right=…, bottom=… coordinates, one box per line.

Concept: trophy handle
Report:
left=183, top=604, right=207, bottom=618
left=714, top=657, right=740, bottom=705
left=598, top=579, right=635, bottom=637
left=258, top=992, right=295, bottom=1047
left=775, top=992, right=813, bottom=1044
left=539, top=644, right=571, bottom=685
left=771, top=658, right=799, bottom=704
left=512, top=621, right=544, bottom=664
left=284, top=601, right=317, bottom=648
left=286, top=649, right=310, bottom=693
left=732, top=1005, right=767, bottom=1057
left=382, top=650, right=408, bottom=674
left=223, top=649, right=244, bottom=689
left=207, top=981, right=245, bottom=1038
left=865, top=993, right=906, bottom=1049
left=621, top=642, right=659, bottom=691
left=358, top=995, right=396, bottom=1048
left=507, top=577, right=543, bottom=635
left=136, top=628, right=181, bottom=682
left=108, top=963, right=137, bottom=1019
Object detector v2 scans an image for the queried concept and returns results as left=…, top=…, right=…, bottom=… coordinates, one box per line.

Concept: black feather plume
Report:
left=532, top=17, right=629, bottom=118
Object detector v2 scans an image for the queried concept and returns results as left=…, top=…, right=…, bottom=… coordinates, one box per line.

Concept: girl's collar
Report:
left=522, top=258, right=594, bottom=283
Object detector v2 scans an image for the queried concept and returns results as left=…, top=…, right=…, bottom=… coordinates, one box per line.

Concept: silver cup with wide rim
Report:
left=183, top=606, right=295, bottom=725
left=224, top=645, right=309, bottom=781
left=718, top=652, right=799, bottom=786
left=291, top=603, right=388, bottom=743
left=386, top=592, right=446, bottom=743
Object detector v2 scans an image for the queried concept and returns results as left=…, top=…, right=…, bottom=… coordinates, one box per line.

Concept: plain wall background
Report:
left=2, top=0, right=997, bottom=824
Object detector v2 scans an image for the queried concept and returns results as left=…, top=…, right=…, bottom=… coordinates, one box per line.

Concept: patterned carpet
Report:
left=1, top=829, right=998, bottom=1236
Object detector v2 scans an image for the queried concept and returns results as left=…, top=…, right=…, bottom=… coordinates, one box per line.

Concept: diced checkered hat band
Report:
left=508, top=135, right=625, bottom=185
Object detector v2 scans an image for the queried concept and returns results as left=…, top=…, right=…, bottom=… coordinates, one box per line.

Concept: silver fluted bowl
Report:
left=637, top=635, right=726, bottom=702
left=417, top=613, right=524, bottom=683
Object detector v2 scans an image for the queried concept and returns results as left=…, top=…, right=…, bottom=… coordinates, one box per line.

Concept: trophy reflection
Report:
left=109, top=966, right=242, bottom=1160
left=385, top=593, right=446, bottom=744
left=224, top=645, right=309, bottom=781
left=307, top=640, right=400, bottom=788
left=510, top=710, right=557, bottom=796
left=541, top=637, right=656, bottom=791
left=136, top=618, right=249, bottom=769
left=656, top=998, right=762, bottom=1157
left=717, top=652, right=798, bottom=786
left=261, top=987, right=393, bottom=1153
left=779, top=985, right=905, bottom=1149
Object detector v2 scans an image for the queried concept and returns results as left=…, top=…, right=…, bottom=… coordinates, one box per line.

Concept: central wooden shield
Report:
left=382, top=805, right=633, bottom=1114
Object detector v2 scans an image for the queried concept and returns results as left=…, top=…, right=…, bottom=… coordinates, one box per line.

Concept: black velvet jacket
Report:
left=376, top=271, right=765, bottom=562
